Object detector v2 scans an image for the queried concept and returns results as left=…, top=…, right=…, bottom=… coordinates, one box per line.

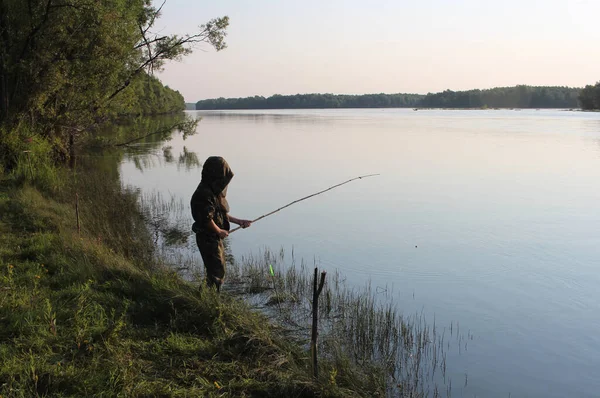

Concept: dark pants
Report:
left=195, top=234, right=225, bottom=292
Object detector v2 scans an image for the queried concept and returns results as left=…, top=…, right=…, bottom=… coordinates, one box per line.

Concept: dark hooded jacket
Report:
left=191, top=156, right=234, bottom=236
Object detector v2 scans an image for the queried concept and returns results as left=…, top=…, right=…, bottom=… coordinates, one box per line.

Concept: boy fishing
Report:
left=191, top=156, right=251, bottom=292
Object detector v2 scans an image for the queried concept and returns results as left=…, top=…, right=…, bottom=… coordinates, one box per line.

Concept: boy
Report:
left=191, top=156, right=251, bottom=292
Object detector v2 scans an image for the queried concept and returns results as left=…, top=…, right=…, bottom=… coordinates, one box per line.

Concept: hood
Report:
left=201, top=156, right=234, bottom=195
left=201, top=156, right=234, bottom=212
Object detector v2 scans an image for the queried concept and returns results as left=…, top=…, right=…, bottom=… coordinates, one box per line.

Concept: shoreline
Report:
left=191, top=107, right=583, bottom=111
left=0, top=124, right=466, bottom=395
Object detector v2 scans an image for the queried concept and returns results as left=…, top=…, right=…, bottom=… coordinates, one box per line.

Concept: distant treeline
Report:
left=196, top=93, right=423, bottom=109
left=420, top=86, right=580, bottom=109
left=579, top=82, right=600, bottom=110
left=195, top=85, right=582, bottom=110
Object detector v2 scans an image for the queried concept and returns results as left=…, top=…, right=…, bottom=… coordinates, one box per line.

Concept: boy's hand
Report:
left=239, top=220, right=252, bottom=229
left=217, top=229, right=229, bottom=239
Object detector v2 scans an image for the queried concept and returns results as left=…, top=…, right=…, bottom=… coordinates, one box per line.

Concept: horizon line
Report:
left=186, top=84, right=584, bottom=103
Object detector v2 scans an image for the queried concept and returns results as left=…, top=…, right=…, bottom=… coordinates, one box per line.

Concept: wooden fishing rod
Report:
left=229, top=174, right=379, bottom=233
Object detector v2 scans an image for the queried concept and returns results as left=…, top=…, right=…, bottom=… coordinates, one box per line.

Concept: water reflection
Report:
left=81, top=115, right=204, bottom=257
left=130, top=145, right=201, bottom=173
left=177, top=146, right=201, bottom=171
left=86, top=114, right=205, bottom=174
left=194, top=110, right=335, bottom=125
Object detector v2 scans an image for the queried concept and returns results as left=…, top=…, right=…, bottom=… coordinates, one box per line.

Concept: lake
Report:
left=120, top=109, right=600, bottom=397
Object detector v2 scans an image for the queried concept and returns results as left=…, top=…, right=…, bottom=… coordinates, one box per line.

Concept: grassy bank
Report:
left=0, top=165, right=383, bottom=397
left=225, top=251, right=462, bottom=398
left=139, top=189, right=462, bottom=397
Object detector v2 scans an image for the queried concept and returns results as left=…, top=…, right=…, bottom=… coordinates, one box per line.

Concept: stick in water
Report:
left=229, top=174, right=379, bottom=233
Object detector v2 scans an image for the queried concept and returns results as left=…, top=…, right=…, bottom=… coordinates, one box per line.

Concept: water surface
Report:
left=120, top=109, right=600, bottom=397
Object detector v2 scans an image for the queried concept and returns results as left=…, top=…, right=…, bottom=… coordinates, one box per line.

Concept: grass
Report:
left=224, top=250, right=464, bottom=397
left=0, top=166, right=384, bottom=397
left=130, top=189, right=468, bottom=397
left=0, top=127, right=466, bottom=396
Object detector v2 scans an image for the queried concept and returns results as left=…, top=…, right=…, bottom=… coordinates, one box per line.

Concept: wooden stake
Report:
left=229, top=174, right=379, bottom=233
left=311, top=267, right=326, bottom=379
left=23, top=150, right=34, bottom=181
left=270, top=264, right=283, bottom=314
left=75, top=193, right=80, bottom=234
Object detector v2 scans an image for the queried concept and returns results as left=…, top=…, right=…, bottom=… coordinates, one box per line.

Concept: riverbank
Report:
left=0, top=168, right=384, bottom=397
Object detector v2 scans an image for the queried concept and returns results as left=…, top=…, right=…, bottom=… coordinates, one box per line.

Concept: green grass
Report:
left=131, top=190, right=464, bottom=397
left=226, top=250, right=459, bottom=398
left=0, top=173, right=384, bottom=397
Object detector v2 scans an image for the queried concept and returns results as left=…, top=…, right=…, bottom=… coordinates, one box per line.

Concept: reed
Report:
left=1, top=167, right=385, bottom=397
left=223, top=247, right=467, bottom=396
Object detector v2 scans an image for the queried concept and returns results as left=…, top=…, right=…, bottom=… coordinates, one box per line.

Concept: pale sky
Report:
left=155, top=0, right=600, bottom=102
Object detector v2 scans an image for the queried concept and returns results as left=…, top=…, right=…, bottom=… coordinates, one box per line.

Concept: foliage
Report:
left=0, top=0, right=228, bottom=167
left=196, top=93, right=424, bottom=109
left=419, top=85, right=580, bottom=109
left=195, top=85, right=582, bottom=110
left=112, top=73, right=186, bottom=117
left=0, top=124, right=60, bottom=189
left=579, top=82, right=600, bottom=110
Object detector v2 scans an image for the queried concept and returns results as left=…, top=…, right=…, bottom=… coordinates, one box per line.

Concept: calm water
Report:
left=120, top=109, right=600, bottom=397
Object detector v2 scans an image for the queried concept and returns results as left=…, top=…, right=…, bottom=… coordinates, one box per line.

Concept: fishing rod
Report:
left=229, top=174, right=379, bottom=234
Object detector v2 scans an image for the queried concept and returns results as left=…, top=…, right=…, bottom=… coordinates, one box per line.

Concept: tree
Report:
left=196, top=93, right=424, bottom=110
left=0, top=0, right=228, bottom=163
left=579, top=83, right=600, bottom=110
left=418, top=86, right=579, bottom=109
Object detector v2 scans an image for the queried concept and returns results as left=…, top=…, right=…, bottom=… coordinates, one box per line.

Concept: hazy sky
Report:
left=155, top=0, right=600, bottom=102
